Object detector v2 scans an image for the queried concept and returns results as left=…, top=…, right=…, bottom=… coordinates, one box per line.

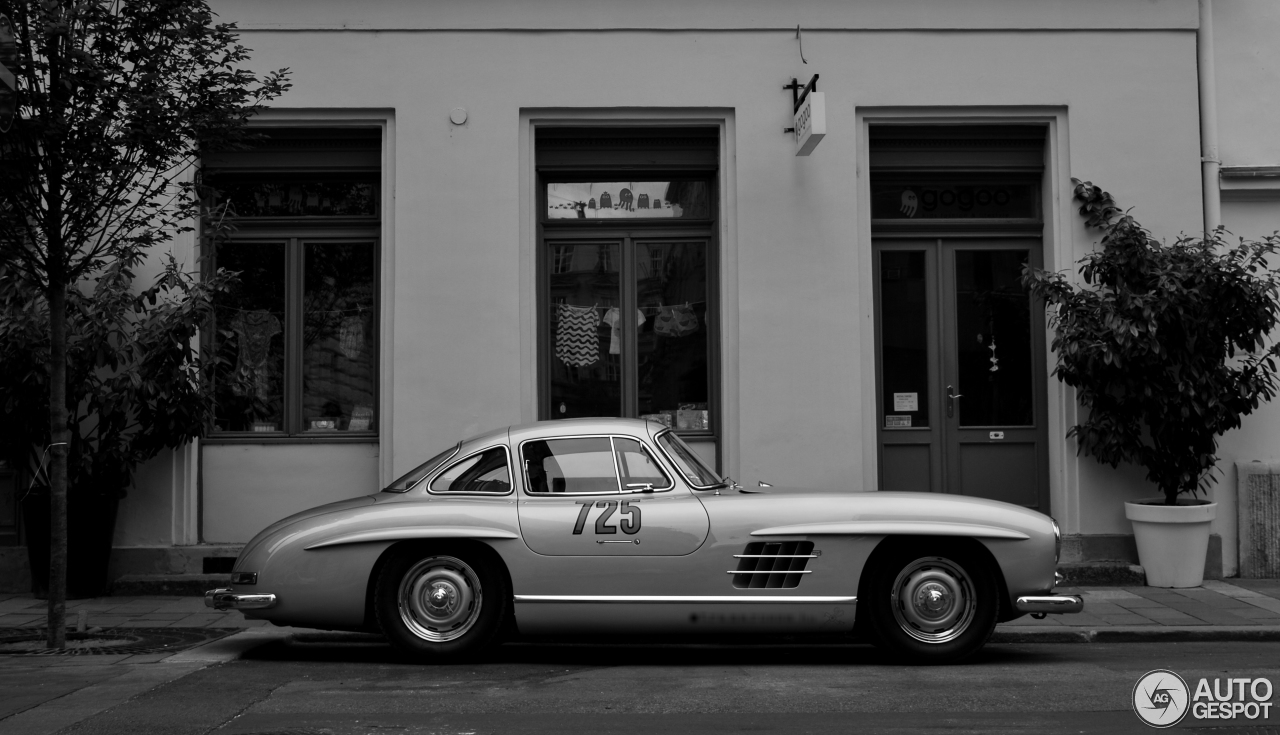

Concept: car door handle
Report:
left=946, top=385, right=963, bottom=418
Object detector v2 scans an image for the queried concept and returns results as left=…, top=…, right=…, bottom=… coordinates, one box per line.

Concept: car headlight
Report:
left=1051, top=518, right=1061, bottom=564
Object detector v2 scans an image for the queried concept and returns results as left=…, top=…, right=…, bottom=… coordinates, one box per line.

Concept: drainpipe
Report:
left=1198, top=0, right=1222, bottom=234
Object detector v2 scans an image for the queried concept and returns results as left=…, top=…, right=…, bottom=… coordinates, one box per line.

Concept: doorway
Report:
left=873, top=238, right=1049, bottom=510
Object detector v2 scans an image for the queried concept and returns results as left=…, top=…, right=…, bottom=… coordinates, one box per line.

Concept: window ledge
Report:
left=203, top=433, right=379, bottom=445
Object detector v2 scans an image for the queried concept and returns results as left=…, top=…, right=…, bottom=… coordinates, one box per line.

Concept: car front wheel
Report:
left=375, top=545, right=508, bottom=661
left=866, top=545, right=998, bottom=664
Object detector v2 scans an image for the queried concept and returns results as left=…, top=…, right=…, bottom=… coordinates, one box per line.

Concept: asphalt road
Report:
left=28, top=639, right=1280, bottom=735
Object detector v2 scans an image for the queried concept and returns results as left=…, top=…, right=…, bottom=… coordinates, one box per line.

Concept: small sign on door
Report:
left=892, top=392, right=919, bottom=412
left=885, top=415, right=912, bottom=428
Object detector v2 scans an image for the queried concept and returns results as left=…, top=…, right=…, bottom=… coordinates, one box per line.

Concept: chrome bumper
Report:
left=205, top=588, right=277, bottom=611
left=1016, top=594, right=1084, bottom=614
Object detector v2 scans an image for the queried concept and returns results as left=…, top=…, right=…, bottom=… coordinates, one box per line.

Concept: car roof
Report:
left=462, top=417, right=663, bottom=449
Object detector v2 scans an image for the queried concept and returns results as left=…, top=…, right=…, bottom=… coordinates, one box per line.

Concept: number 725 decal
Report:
left=573, top=500, right=641, bottom=535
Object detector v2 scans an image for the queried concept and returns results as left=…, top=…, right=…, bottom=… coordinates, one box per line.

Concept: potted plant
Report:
left=0, top=255, right=235, bottom=597
left=1023, top=180, right=1280, bottom=587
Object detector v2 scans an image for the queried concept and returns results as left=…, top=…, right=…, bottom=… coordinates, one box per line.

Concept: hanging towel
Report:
left=653, top=304, right=699, bottom=337
left=602, top=307, right=647, bottom=354
left=230, top=310, right=282, bottom=399
left=339, top=314, right=365, bottom=360
left=555, top=303, right=601, bottom=366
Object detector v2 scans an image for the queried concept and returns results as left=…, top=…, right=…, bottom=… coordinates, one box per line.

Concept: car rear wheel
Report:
left=865, top=544, right=998, bottom=664
left=375, top=545, right=508, bottom=661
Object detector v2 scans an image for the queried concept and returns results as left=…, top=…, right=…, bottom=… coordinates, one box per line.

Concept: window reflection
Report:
left=303, top=242, right=376, bottom=432
left=547, top=182, right=710, bottom=220
left=637, top=242, right=709, bottom=430
left=955, top=250, right=1034, bottom=427
left=880, top=251, right=930, bottom=429
left=214, top=242, right=286, bottom=432
left=547, top=243, right=621, bottom=418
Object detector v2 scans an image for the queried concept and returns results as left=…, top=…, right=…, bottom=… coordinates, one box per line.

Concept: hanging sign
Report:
left=785, top=75, right=825, bottom=157
left=793, top=90, right=826, bottom=156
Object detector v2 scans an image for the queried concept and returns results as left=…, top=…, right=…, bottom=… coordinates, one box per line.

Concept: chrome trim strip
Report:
left=1016, top=595, right=1084, bottom=614
left=514, top=595, right=855, bottom=604
left=726, top=569, right=812, bottom=575
left=732, top=554, right=817, bottom=559
left=751, top=520, right=1030, bottom=540
left=205, top=588, right=278, bottom=611
left=304, top=526, right=519, bottom=550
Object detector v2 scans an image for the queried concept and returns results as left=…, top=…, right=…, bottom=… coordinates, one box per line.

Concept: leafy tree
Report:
left=1023, top=180, right=1280, bottom=507
left=0, top=0, right=287, bottom=647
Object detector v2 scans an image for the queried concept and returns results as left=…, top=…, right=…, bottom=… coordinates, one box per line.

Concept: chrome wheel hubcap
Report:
left=890, top=557, right=975, bottom=644
left=398, top=556, right=482, bottom=642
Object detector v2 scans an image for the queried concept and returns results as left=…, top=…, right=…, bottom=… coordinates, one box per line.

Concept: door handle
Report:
left=946, top=385, right=963, bottom=418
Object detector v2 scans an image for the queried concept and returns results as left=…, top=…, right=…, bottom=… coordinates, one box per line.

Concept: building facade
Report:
left=4, top=0, right=1280, bottom=586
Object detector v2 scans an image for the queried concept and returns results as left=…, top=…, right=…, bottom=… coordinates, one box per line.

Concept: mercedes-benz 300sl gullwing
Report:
left=207, top=418, right=1082, bottom=663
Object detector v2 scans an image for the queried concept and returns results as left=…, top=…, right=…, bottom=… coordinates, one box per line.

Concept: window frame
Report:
left=536, top=174, right=720, bottom=440
left=654, top=429, right=723, bottom=489
left=426, top=444, right=515, bottom=496
left=205, top=223, right=381, bottom=444
left=518, top=434, right=678, bottom=497
left=612, top=436, right=675, bottom=494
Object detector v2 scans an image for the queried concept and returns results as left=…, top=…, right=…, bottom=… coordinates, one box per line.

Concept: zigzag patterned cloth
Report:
left=555, top=303, right=601, bottom=367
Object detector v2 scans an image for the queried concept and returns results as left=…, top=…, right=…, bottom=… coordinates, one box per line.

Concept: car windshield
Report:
left=382, top=443, right=460, bottom=492
left=655, top=431, right=722, bottom=487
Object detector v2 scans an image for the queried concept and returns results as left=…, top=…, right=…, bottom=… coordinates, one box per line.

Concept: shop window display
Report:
left=204, top=128, right=382, bottom=439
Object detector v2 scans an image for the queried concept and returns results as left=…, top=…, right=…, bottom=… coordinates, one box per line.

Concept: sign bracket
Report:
left=783, top=74, right=819, bottom=133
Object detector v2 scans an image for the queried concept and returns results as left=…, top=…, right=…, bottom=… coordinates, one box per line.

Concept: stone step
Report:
left=1057, top=561, right=1146, bottom=587
left=110, top=573, right=230, bottom=597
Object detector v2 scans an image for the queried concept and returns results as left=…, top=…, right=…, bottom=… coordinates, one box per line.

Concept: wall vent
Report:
left=730, top=541, right=815, bottom=589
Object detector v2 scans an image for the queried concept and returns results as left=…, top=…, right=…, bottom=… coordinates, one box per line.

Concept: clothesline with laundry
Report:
left=552, top=300, right=706, bottom=314
left=554, top=301, right=701, bottom=367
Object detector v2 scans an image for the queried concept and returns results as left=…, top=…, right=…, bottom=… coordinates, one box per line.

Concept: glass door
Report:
left=874, top=238, right=1049, bottom=510
left=941, top=241, right=1049, bottom=511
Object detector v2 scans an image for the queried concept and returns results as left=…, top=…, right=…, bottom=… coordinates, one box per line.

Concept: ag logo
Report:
left=1133, top=669, right=1190, bottom=728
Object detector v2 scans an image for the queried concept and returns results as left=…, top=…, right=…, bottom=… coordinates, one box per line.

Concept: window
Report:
left=613, top=438, right=672, bottom=492
left=383, top=444, right=459, bottom=493
left=429, top=447, right=512, bottom=494
left=656, top=431, right=721, bottom=487
left=536, top=128, right=719, bottom=443
left=204, top=129, right=381, bottom=438
left=521, top=436, right=675, bottom=495
left=522, top=437, right=618, bottom=495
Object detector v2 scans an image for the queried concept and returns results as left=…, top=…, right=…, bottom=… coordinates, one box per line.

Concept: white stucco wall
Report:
left=1205, top=0, right=1280, bottom=575
left=202, top=443, right=380, bottom=543
left=117, top=0, right=1214, bottom=546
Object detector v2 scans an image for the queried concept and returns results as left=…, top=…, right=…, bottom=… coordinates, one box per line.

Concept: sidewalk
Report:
left=2, top=577, right=1280, bottom=653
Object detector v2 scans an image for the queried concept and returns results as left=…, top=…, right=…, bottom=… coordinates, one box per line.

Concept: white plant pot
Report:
left=1124, top=499, right=1217, bottom=588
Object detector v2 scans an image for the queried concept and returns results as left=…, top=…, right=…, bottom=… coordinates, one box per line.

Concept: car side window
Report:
left=522, top=437, right=619, bottom=494
left=613, top=438, right=673, bottom=491
left=429, top=447, right=512, bottom=494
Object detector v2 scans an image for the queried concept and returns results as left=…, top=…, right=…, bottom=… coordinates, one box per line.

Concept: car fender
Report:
left=232, top=494, right=520, bottom=630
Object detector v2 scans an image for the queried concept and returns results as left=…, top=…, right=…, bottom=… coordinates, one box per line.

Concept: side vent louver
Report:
left=730, top=541, right=816, bottom=589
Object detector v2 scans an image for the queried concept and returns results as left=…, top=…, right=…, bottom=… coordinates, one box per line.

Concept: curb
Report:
left=992, top=625, right=1280, bottom=644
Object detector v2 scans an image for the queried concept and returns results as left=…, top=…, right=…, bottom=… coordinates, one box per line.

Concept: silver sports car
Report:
left=207, top=418, right=1082, bottom=663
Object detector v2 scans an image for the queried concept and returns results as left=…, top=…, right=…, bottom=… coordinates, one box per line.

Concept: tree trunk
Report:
left=46, top=282, right=69, bottom=648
